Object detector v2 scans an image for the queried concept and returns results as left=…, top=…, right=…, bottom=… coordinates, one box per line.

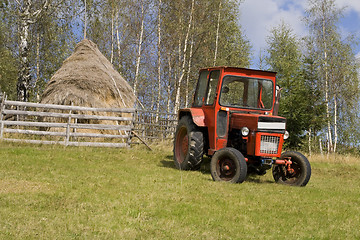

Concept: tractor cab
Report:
left=174, top=67, right=311, bottom=186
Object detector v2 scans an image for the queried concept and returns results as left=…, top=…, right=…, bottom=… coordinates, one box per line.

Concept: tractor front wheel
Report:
left=210, top=148, right=247, bottom=183
left=272, top=151, right=311, bottom=187
left=173, top=116, right=204, bottom=170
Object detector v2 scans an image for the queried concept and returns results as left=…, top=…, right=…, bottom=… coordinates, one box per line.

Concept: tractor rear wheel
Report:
left=272, top=151, right=311, bottom=187
left=210, top=148, right=247, bottom=183
left=173, top=116, right=204, bottom=170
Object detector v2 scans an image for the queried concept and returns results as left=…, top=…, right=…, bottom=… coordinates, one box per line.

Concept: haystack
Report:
left=41, top=39, right=135, bottom=109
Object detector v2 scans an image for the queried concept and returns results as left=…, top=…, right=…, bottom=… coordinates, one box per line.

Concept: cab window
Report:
left=205, top=70, right=220, bottom=105
left=193, top=70, right=209, bottom=107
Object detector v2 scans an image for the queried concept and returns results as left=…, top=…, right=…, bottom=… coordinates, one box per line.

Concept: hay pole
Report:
left=131, top=130, right=152, bottom=151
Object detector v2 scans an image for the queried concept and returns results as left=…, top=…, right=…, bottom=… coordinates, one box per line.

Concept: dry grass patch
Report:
left=0, top=179, right=52, bottom=194
left=309, top=153, right=360, bottom=164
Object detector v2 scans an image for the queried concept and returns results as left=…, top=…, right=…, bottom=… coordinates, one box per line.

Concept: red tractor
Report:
left=173, top=67, right=311, bottom=186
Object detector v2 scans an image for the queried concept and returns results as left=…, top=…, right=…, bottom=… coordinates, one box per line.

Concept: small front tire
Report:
left=272, top=151, right=311, bottom=187
left=210, top=148, right=247, bottom=183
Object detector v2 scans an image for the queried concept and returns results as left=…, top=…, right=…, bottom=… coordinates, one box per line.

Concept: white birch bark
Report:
left=110, top=8, right=114, bottom=64
left=174, top=0, right=194, bottom=114
left=167, top=53, right=172, bottom=113
left=319, top=138, right=323, bottom=155
left=322, top=17, right=333, bottom=154
left=115, top=10, right=122, bottom=71
left=16, top=0, right=49, bottom=102
left=84, top=0, right=87, bottom=39
left=17, top=3, right=31, bottom=102
left=133, top=1, right=145, bottom=97
left=156, top=0, right=162, bottom=122
left=213, top=1, right=222, bottom=66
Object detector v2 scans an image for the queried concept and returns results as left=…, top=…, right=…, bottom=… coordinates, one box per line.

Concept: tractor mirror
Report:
left=273, top=85, right=282, bottom=116
left=275, top=85, right=281, bottom=98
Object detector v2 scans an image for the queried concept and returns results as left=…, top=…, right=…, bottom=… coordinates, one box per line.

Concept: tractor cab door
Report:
left=202, top=70, right=223, bottom=153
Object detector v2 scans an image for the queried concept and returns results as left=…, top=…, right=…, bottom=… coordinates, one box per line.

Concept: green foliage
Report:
left=0, top=17, right=17, bottom=99
left=265, top=22, right=325, bottom=149
left=1, top=143, right=360, bottom=239
left=304, top=0, right=360, bottom=152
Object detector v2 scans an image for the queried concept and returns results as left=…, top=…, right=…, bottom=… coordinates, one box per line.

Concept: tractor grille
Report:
left=260, top=135, right=280, bottom=155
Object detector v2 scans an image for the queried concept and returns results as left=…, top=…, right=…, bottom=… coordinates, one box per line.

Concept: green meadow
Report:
left=0, top=142, right=359, bottom=239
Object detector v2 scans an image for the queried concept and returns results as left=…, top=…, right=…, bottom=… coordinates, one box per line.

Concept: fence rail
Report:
left=0, top=96, right=177, bottom=148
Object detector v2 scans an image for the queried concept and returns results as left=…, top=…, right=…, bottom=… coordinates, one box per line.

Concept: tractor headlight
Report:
left=241, top=127, right=249, bottom=137
left=284, top=131, right=289, bottom=140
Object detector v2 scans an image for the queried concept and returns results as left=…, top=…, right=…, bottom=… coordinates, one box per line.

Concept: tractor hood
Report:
left=229, top=113, right=286, bottom=134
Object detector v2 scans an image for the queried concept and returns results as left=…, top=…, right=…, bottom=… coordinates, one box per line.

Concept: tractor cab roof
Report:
left=200, top=66, right=277, bottom=76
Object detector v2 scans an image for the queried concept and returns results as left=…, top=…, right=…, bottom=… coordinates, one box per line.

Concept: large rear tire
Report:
left=210, top=148, right=247, bottom=183
left=173, top=116, right=204, bottom=170
left=272, top=151, right=311, bottom=187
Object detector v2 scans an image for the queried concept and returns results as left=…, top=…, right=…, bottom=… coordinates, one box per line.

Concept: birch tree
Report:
left=174, top=0, right=194, bottom=114
left=213, top=0, right=221, bottom=66
left=305, top=0, right=359, bottom=153
left=156, top=0, right=162, bottom=121
left=15, top=0, right=49, bottom=102
left=134, top=1, right=145, bottom=96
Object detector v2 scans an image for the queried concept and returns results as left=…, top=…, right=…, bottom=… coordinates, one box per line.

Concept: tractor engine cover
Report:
left=229, top=113, right=286, bottom=158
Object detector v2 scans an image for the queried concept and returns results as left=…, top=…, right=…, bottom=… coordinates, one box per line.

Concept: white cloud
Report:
left=239, top=0, right=360, bottom=67
left=335, top=0, right=360, bottom=13
left=239, top=0, right=306, bottom=67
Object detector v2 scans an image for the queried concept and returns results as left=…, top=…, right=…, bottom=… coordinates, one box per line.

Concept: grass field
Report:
left=1, top=141, right=360, bottom=239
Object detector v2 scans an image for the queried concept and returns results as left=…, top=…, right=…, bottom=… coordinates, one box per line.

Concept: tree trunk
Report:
left=174, top=0, right=194, bottom=114
left=115, top=9, right=122, bottom=71
left=35, top=32, right=41, bottom=102
left=333, top=96, right=338, bottom=153
left=167, top=53, right=172, bottom=113
left=110, top=8, right=114, bottom=64
left=156, top=0, right=162, bottom=122
left=213, top=1, right=221, bottom=66
left=133, top=1, right=144, bottom=97
left=84, top=0, right=87, bottom=39
left=308, top=128, right=312, bottom=156
left=319, top=138, right=323, bottom=155
left=17, top=5, right=31, bottom=102
left=185, top=33, right=194, bottom=107
left=323, top=18, right=333, bottom=154
left=16, top=0, right=49, bottom=102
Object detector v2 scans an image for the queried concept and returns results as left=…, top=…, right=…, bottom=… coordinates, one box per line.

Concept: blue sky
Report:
left=239, top=0, right=360, bottom=68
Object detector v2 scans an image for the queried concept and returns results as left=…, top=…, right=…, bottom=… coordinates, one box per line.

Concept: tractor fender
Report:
left=178, top=108, right=206, bottom=127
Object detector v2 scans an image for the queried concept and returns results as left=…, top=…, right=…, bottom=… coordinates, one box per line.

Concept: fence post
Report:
left=65, top=107, right=72, bottom=146
left=127, top=109, right=136, bottom=148
left=0, top=93, right=6, bottom=139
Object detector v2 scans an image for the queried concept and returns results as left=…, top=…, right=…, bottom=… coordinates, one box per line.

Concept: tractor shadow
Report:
left=160, top=155, right=274, bottom=184
left=245, top=175, right=274, bottom=184
left=160, top=155, right=177, bottom=169
left=160, top=155, right=212, bottom=174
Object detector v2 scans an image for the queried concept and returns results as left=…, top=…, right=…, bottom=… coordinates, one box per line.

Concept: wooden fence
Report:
left=0, top=95, right=178, bottom=148
left=134, top=109, right=177, bottom=142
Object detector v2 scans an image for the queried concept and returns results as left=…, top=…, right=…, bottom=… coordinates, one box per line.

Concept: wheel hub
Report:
left=222, top=165, right=230, bottom=171
left=219, top=159, right=236, bottom=178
